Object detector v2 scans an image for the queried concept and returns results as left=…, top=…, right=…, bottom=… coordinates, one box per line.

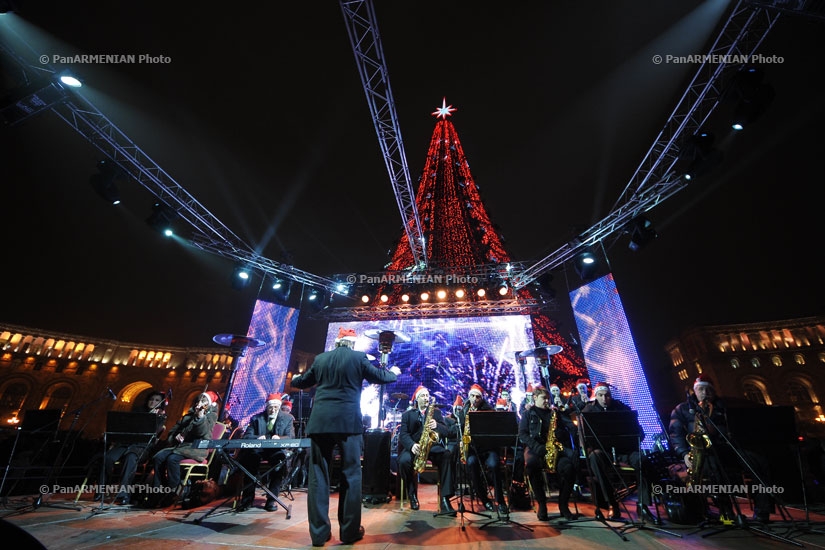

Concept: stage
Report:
left=1, top=484, right=823, bottom=549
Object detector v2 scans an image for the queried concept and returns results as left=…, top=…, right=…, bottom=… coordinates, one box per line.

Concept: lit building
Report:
left=666, top=315, right=825, bottom=438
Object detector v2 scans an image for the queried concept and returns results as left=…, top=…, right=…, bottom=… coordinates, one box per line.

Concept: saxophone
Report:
left=460, top=406, right=472, bottom=464
left=545, top=409, right=563, bottom=473
left=413, top=399, right=439, bottom=473
left=685, top=400, right=713, bottom=487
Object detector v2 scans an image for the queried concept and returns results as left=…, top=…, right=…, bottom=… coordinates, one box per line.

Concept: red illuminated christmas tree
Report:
left=380, top=99, right=586, bottom=384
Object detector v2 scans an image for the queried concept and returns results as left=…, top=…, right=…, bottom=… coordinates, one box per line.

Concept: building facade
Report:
left=666, top=315, right=825, bottom=438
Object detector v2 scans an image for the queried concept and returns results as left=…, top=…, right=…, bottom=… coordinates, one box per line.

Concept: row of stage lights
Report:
left=360, top=284, right=511, bottom=305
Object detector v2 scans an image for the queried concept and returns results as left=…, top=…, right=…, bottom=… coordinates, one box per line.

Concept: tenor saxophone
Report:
left=413, top=399, right=439, bottom=473
left=685, top=400, right=713, bottom=487
left=545, top=409, right=564, bottom=473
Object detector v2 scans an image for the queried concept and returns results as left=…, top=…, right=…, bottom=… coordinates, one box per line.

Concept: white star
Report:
left=432, top=97, right=456, bottom=119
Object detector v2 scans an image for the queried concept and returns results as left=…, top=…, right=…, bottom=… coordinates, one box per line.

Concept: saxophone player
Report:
left=669, top=375, right=775, bottom=523
left=398, top=386, right=456, bottom=514
left=518, top=386, right=578, bottom=521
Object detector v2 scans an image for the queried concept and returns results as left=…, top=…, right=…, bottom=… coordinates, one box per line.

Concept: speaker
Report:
left=0, top=519, right=47, bottom=549
left=362, top=428, right=391, bottom=503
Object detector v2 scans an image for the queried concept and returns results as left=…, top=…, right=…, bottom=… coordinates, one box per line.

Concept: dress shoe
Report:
left=312, top=532, right=332, bottom=547
left=754, top=512, right=771, bottom=524
left=439, top=497, right=456, bottom=515
left=341, top=525, right=365, bottom=544
left=638, top=504, right=659, bottom=524
left=482, top=499, right=495, bottom=512
left=264, top=499, right=278, bottom=512
left=409, top=494, right=419, bottom=510
left=610, top=504, right=622, bottom=520
left=559, top=505, right=577, bottom=521
left=114, top=495, right=129, bottom=506
left=497, top=503, right=509, bottom=516
left=237, top=496, right=254, bottom=511
left=536, top=502, right=548, bottom=521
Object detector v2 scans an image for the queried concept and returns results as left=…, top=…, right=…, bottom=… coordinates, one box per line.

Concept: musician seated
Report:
left=151, top=391, right=219, bottom=506
left=104, top=391, right=167, bottom=505
left=519, top=386, right=578, bottom=521
left=237, top=392, right=296, bottom=512
left=581, top=382, right=648, bottom=521
left=398, top=386, right=456, bottom=515
left=669, top=375, right=774, bottom=523
left=459, top=384, right=509, bottom=515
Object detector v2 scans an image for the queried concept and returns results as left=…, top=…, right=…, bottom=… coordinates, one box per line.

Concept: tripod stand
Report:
left=783, top=438, right=825, bottom=542
left=0, top=410, right=61, bottom=508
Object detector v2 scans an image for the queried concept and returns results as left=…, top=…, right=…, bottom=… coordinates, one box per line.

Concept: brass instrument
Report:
left=545, top=409, right=564, bottom=473
left=460, top=405, right=472, bottom=464
left=685, top=400, right=713, bottom=487
left=413, top=399, right=439, bottom=473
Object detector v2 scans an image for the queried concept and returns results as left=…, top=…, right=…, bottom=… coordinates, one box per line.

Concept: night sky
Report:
left=1, top=2, right=823, bottom=407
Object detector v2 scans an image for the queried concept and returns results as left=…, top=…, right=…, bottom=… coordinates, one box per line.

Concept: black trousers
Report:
left=238, top=449, right=290, bottom=501
left=466, top=447, right=505, bottom=504
left=398, top=444, right=455, bottom=498
left=524, top=446, right=576, bottom=508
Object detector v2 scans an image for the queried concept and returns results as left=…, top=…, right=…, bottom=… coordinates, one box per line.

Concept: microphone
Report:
left=107, top=388, right=117, bottom=400
left=686, top=390, right=695, bottom=414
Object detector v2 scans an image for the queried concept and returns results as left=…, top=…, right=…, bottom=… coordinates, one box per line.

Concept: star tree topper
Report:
left=432, top=97, right=457, bottom=119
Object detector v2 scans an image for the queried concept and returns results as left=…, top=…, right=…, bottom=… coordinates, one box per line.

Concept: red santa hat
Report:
left=413, top=386, right=428, bottom=401
left=202, top=391, right=220, bottom=407
left=525, top=383, right=534, bottom=395
left=468, top=384, right=484, bottom=397
left=549, top=384, right=560, bottom=392
left=693, top=374, right=713, bottom=392
left=576, top=378, right=590, bottom=387
left=266, top=393, right=283, bottom=405
left=336, top=327, right=358, bottom=342
left=592, top=381, right=611, bottom=397
left=281, top=400, right=293, bottom=410
left=495, top=398, right=508, bottom=410
left=453, top=395, right=464, bottom=408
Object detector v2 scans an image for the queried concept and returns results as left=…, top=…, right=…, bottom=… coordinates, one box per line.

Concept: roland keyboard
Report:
left=193, top=438, right=311, bottom=450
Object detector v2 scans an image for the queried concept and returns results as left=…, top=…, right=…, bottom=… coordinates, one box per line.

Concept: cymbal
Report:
left=364, top=328, right=411, bottom=342
left=212, top=334, right=267, bottom=348
left=391, top=393, right=409, bottom=400
left=519, top=345, right=564, bottom=358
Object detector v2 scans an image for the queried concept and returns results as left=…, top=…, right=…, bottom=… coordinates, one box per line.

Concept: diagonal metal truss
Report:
left=340, top=0, right=427, bottom=269
left=511, top=1, right=781, bottom=289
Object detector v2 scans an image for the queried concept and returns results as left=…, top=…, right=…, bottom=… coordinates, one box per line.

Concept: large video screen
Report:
left=224, top=300, right=300, bottom=430
left=324, top=316, right=535, bottom=429
left=569, top=273, right=662, bottom=450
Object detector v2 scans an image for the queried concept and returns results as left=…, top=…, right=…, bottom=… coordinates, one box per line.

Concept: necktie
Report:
left=267, top=417, right=275, bottom=433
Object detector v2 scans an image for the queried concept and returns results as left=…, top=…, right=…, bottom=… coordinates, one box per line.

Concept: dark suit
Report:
left=238, top=410, right=296, bottom=505
left=397, top=405, right=454, bottom=502
left=291, top=344, right=397, bottom=546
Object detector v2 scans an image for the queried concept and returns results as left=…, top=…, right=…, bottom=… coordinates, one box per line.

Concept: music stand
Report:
left=0, top=409, right=62, bottom=504
left=468, top=411, right=532, bottom=531
left=87, top=412, right=159, bottom=517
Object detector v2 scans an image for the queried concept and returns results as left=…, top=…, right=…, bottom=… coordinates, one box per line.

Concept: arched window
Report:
left=743, top=382, right=767, bottom=405
left=770, top=355, right=782, bottom=367
left=730, top=358, right=740, bottom=369
left=793, top=353, right=806, bottom=366
left=0, top=382, right=29, bottom=412
left=750, top=357, right=761, bottom=368
left=42, top=385, right=73, bottom=413
left=786, top=380, right=813, bottom=404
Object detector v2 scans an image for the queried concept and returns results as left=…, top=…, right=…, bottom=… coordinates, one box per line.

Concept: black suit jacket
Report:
left=291, top=345, right=397, bottom=435
left=398, top=405, right=449, bottom=454
left=243, top=410, right=295, bottom=440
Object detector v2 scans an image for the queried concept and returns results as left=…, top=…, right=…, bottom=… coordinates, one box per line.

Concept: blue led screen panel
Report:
left=322, top=316, right=534, bottom=429
left=224, top=300, right=299, bottom=430
left=569, top=273, right=661, bottom=450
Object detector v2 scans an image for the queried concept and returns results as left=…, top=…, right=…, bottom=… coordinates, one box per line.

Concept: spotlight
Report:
left=57, top=72, right=82, bottom=88
left=573, top=250, right=598, bottom=281
left=727, top=65, right=775, bottom=131
left=401, top=293, right=411, bottom=303
left=305, top=287, right=329, bottom=312
left=420, top=291, right=430, bottom=302
left=625, top=216, right=658, bottom=252
left=436, top=289, right=448, bottom=300
left=455, top=288, right=466, bottom=299
left=674, top=131, right=722, bottom=181
left=231, top=264, right=252, bottom=290
left=361, top=294, right=371, bottom=304
left=477, top=288, right=487, bottom=298
left=89, top=159, right=122, bottom=205
left=380, top=294, right=389, bottom=303
left=269, top=277, right=292, bottom=303
left=498, top=283, right=509, bottom=296
left=146, top=201, right=178, bottom=236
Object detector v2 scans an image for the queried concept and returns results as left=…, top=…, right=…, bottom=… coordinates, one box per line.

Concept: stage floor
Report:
left=1, top=484, right=824, bottom=549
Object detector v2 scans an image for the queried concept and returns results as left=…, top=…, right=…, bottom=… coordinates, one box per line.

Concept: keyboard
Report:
left=193, top=437, right=311, bottom=450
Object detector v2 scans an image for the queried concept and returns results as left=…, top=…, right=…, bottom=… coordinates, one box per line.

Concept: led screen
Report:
left=224, top=300, right=299, bottom=430
left=570, top=273, right=662, bottom=450
left=324, top=316, right=535, bottom=429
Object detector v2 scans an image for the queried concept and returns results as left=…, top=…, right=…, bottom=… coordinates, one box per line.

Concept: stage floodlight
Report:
left=727, top=65, right=775, bottom=131
left=146, top=201, right=178, bottom=235
left=401, top=292, right=411, bottom=303
left=270, top=277, right=292, bottom=302
left=420, top=291, right=430, bottom=302
left=305, top=287, right=328, bottom=312
left=380, top=293, right=389, bottom=303
left=57, top=72, right=82, bottom=88
left=674, top=131, right=722, bottom=181
left=455, top=288, right=466, bottom=299
left=231, top=264, right=252, bottom=290
left=626, top=216, right=658, bottom=252
left=573, top=250, right=599, bottom=281
left=89, top=159, right=122, bottom=205
left=497, top=283, right=509, bottom=296
left=360, top=294, right=370, bottom=304
left=436, top=289, right=448, bottom=300
left=477, top=288, right=487, bottom=298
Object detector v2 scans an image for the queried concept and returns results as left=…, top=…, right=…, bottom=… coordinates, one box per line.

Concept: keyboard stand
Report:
left=192, top=447, right=292, bottom=524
